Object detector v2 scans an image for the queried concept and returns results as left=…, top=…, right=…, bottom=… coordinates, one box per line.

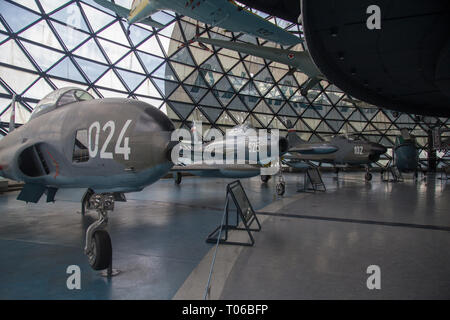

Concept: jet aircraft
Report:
left=281, top=121, right=387, bottom=181
left=392, top=128, right=420, bottom=176
left=94, top=0, right=301, bottom=46
left=171, top=121, right=289, bottom=194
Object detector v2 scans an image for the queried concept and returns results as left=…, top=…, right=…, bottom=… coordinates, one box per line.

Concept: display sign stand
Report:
left=206, top=180, right=261, bottom=246
left=300, top=168, right=326, bottom=192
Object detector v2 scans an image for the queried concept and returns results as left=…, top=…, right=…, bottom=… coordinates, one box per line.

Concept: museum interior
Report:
left=0, top=0, right=449, bottom=300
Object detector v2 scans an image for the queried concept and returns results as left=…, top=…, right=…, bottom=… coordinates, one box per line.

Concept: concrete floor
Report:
left=0, top=172, right=449, bottom=299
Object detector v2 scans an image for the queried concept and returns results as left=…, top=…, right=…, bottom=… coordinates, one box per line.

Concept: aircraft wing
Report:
left=94, top=0, right=164, bottom=28
left=172, top=164, right=259, bottom=172
left=289, top=144, right=338, bottom=155
left=197, top=37, right=323, bottom=79
left=94, top=0, right=130, bottom=18
left=205, top=1, right=302, bottom=46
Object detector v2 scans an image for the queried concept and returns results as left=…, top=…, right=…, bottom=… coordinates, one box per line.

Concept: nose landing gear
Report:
left=84, top=193, right=120, bottom=277
left=365, top=167, right=373, bottom=181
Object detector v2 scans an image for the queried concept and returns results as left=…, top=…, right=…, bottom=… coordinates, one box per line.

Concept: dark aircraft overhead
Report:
left=240, top=0, right=450, bottom=117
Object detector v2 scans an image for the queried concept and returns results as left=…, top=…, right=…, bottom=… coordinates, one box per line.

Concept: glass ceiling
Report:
left=0, top=0, right=449, bottom=168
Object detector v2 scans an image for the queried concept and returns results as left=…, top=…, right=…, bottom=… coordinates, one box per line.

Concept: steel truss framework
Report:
left=0, top=0, right=449, bottom=168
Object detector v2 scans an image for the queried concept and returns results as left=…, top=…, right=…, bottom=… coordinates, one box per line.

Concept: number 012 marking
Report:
left=88, top=120, right=132, bottom=160
left=354, top=145, right=364, bottom=155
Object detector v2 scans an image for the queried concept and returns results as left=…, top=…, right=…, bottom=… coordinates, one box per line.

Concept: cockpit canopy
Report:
left=30, top=87, right=94, bottom=121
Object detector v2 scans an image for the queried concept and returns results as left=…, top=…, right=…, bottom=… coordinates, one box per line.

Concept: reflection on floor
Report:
left=0, top=172, right=449, bottom=299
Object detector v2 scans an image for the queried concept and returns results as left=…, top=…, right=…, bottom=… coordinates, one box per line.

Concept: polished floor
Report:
left=0, top=172, right=449, bottom=299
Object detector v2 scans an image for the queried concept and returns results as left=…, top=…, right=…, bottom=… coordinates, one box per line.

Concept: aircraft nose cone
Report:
left=372, top=143, right=387, bottom=154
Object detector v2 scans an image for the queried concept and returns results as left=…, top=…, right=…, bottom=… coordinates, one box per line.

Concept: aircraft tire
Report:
left=174, top=172, right=182, bottom=185
left=365, top=173, right=373, bottom=181
left=261, top=175, right=271, bottom=183
left=89, top=230, right=112, bottom=271
left=276, top=182, right=285, bottom=196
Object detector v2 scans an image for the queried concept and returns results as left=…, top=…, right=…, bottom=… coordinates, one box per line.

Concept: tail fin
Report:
left=9, top=94, right=16, bottom=133
left=286, top=119, right=306, bottom=146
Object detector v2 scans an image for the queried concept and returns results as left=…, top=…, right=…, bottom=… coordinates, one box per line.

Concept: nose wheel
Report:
left=84, top=193, right=120, bottom=276
left=365, top=168, right=373, bottom=181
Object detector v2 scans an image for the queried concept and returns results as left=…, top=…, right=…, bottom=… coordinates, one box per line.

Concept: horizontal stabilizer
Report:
left=94, top=0, right=129, bottom=18
left=140, top=17, right=165, bottom=29
left=17, top=183, right=46, bottom=203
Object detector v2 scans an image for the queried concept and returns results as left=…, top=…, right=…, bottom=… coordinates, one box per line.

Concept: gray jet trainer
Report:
left=281, top=120, right=387, bottom=181
left=0, top=87, right=176, bottom=271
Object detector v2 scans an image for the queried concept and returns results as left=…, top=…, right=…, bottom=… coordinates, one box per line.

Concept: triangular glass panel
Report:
left=189, top=45, right=213, bottom=66
left=22, top=78, right=53, bottom=100
left=199, top=91, right=222, bottom=108
left=97, top=21, right=129, bottom=45
left=277, top=103, right=297, bottom=117
left=0, top=40, right=35, bottom=71
left=169, top=101, right=195, bottom=120
left=240, top=81, right=259, bottom=96
left=183, top=85, right=208, bottom=103
left=48, top=57, right=85, bottom=83
left=51, top=3, right=89, bottom=32
left=228, top=111, right=248, bottom=124
left=73, top=38, right=107, bottom=63
left=349, top=109, right=367, bottom=121
left=226, top=95, right=248, bottom=111
left=201, top=70, right=222, bottom=87
left=152, top=62, right=177, bottom=81
left=254, top=68, right=273, bottom=83
left=97, top=39, right=129, bottom=64
left=21, top=20, right=64, bottom=51
left=135, top=78, right=162, bottom=98
left=74, top=57, right=108, bottom=82
left=228, top=76, right=247, bottom=92
left=278, top=85, right=296, bottom=99
left=168, top=85, right=193, bottom=103
left=170, top=47, right=195, bottom=66
left=200, top=106, right=223, bottom=123
left=22, top=41, right=65, bottom=71
left=266, top=98, right=283, bottom=113
left=229, top=62, right=249, bottom=78
left=152, top=79, right=178, bottom=97
left=216, top=111, right=238, bottom=125
left=0, top=66, right=38, bottom=94
left=137, top=35, right=164, bottom=57
left=116, top=51, right=145, bottom=74
left=81, top=2, right=116, bottom=32
left=136, top=51, right=164, bottom=74
left=116, top=69, right=146, bottom=91
left=254, top=81, right=272, bottom=96
left=95, top=69, right=126, bottom=91
left=1, top=1, right=40, bottom=33
left=184, top=70, right=208, bottom=88
left=253, top=100, right=272, bottom=114
left=217, top=54, right=239, bottom=72
left=325, top=120, right=344, bottom=132
left=170, top=62, right=195, bottom=81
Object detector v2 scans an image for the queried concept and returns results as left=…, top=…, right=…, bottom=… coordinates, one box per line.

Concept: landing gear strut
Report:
left=276, top=171, right=285, bottom=196
left=84, top=193, right=120, bottom=276
left=174, top=172, right=182, bottom=185
left=261, top=175, right=271, bottom=183
left=365, top=167, right=373, bottom=181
